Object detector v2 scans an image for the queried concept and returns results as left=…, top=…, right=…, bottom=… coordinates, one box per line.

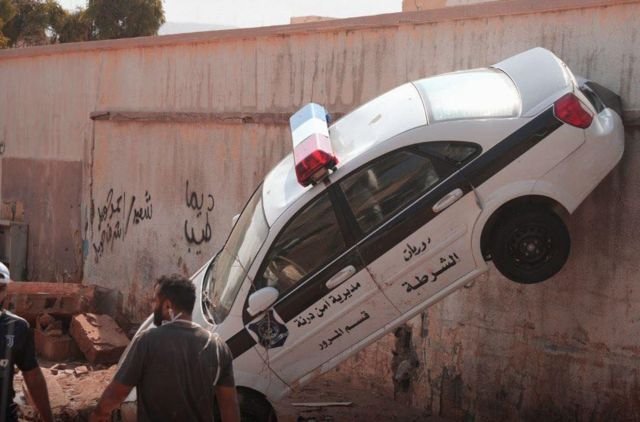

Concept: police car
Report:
left=131, top=47, right=625, bottom=420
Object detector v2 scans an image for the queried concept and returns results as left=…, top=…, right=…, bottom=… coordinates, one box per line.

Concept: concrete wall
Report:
left=1, top=0, right=639, bottom=418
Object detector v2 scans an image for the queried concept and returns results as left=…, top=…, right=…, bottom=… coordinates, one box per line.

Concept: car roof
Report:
left=262, top=82, right=427, bottom=225
left=262, top=47, right=573, bottom=227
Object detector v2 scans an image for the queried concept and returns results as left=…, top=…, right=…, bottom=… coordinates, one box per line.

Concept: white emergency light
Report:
left=290, top=103, right=338, bottom=187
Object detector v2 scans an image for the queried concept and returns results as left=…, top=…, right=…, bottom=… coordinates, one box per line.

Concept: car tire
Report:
left=238, top=390, right=278, bottom=422
left=490, top=208, right=570, bottom=284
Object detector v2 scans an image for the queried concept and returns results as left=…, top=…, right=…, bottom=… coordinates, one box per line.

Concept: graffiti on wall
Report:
left=184, top=180, right=214, bottom=254
left=92, top=188, right=153, bottom=263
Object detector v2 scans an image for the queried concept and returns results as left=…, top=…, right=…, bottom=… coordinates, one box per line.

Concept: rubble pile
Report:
left=4, top=281, right=131, bottom=420
left=15, top=363, right=117, bottom=421
left=5, top=281, right=130, bottom=365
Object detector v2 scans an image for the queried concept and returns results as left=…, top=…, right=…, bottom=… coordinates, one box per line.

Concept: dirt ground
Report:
left=274, top=370, right=439, bottom=422
left=13, top=362, right=441, bottom=421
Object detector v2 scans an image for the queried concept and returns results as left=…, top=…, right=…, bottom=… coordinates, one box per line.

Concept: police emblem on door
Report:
left=248, top=310, right=289, bottom=349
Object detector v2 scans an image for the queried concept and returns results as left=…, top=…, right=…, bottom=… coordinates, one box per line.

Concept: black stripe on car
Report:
left=227, top=107, right=562, bottom=359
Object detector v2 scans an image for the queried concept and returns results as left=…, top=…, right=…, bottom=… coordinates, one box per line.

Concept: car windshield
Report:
left=205, top=186, right=269, bottom=324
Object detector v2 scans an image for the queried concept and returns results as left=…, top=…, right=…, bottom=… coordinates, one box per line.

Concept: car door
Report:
left=339, top=142, right=483, bottom=315
left=243, top=189, right=400, bottom=385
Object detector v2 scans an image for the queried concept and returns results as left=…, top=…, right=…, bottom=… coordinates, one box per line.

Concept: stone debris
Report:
left=34, top=313, right=83, bottom=362
left=70, top=313, right=130, bottom=364
left=15, top=364, right=117, bottom=421
left=74, top=365, right=89, bottom=376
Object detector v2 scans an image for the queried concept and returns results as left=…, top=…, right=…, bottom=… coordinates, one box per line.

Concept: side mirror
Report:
left=232, top=214, right=240, bottom=225
left=247, top=287, right=279, bottom=317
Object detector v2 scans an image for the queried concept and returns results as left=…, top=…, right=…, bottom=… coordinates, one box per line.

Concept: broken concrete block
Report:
left=34, top=329, right=82, bottom=362
left=5, top=282, right=96, bottom=324
left=74, top=365, right=89, bottom=376
left=70, top=313, right=129, bottom=364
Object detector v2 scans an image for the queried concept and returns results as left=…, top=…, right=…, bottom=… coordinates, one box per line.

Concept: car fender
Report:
left=469, top=179, right=572, bottom=265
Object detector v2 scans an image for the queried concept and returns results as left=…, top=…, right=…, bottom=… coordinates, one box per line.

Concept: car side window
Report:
left=417, top=142, right=480, bottom=166
left=256, top=191, right=346, bottom=294
left=339, top=148, right=444, bottom=234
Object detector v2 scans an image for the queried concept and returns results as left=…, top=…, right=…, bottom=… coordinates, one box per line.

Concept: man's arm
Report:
left=215, top=385, right=240, bottom=422
left=22, top=367, right=53, bottom=422
left=90, top=381, right=133, bottom=422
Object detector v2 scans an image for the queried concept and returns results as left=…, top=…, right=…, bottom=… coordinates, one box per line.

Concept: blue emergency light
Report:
left=290, top=103, right=338, bottom=187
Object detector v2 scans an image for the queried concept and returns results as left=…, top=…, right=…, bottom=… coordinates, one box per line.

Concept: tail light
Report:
left=553, top=93, right=593, bottom=129
left=290, top=103, right=338, bottom=187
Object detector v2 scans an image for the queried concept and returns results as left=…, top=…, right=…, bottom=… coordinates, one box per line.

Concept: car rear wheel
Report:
left=215, top=389, right=278, bottom=422
left=238, top=389, right=278, bottom=422
left=490, top=208, right=570, bottom=284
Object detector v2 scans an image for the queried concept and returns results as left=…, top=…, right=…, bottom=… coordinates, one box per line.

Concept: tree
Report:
left=0, top=0, right=16, bottom=47
left=86, top=0, right=165, bottom=40
left=57, top=8, right=89, bottom=43
left=2, top=0, right=65, bottom=47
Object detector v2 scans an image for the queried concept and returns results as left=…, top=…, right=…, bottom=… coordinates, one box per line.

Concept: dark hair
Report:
left=155, top=274, right=196, bottom=314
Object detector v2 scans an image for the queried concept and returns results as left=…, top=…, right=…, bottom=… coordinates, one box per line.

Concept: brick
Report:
left=74, top=365, right=89, bottom=376
left=34, top=330, right=82, bottom=362
left=5, top=282, right=95, bottom=324
left=70, top=313, right=129, bottom=364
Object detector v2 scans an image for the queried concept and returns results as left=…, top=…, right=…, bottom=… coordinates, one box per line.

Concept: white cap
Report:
left=0, top=262, right=10, bottom=284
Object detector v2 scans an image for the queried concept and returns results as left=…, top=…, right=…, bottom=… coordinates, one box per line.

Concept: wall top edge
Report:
left=90, top=108, right=639, bottom=126
left=0, top=0, right=637, bottom=60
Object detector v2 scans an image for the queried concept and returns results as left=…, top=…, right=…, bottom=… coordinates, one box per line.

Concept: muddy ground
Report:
left=14, top=361, right=441, bottom=421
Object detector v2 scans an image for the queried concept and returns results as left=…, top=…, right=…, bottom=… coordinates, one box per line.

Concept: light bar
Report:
left=290, top=103, right=338, bottom=187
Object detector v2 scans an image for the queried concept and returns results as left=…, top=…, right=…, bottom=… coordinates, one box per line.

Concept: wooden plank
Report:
left=291, top=402, right=353, bottom=407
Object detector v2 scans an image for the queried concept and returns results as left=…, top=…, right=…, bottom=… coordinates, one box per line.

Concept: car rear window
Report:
left=413, top=69, right=521, bottom=123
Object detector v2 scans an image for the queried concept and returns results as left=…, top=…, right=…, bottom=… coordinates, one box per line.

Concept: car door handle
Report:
left=325, top=265, right=356, bottom=289
left=432, top=188, right=463, bottom=213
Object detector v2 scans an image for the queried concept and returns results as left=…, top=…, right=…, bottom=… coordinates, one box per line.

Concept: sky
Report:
left=57, top=0, right=402, bottom=29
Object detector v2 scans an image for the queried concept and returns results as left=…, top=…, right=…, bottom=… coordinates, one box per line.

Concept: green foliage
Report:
left=2, top=0, right=65, bottom=47
left=0, top=0, right=165, bottom=48
left=57, top=8, right=89, bottom=43
left=0, top=0, right=17, bottom=47
left=86, top=0, right=165, bottom=40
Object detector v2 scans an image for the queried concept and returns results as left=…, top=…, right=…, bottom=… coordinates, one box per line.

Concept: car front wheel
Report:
left=490, top=208, right=570, bottom=284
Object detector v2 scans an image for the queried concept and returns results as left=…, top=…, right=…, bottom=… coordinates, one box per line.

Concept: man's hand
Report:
left=215, top=386, right=241, bottom=422
left=90, top=381, right=133, bottom=422
left=22, top=367, right=53, bottom=422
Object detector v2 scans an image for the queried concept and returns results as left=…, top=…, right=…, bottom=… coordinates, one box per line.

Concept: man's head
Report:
left=0, top=262, right=10, bottom=309
left=153, top=274, right=196, bottom=326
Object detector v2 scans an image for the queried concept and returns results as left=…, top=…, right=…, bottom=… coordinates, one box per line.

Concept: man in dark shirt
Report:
left=0, top=268, right=53, bottom=422
left=90, top=274, right=240, bottom=422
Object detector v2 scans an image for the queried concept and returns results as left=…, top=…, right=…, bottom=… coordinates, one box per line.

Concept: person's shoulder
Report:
left=1, top=310, right=30, bottom=329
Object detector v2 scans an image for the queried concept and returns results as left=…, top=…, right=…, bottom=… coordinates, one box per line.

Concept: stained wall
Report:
left=0, top=0, right=639, bottom=417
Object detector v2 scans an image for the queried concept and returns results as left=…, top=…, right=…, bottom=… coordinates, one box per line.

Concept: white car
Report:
left=130, top=47, right=624, bottom=420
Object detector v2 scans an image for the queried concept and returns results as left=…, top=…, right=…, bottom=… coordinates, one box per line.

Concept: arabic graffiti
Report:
left=92, top=188, right=154, bottom=263
left=184, top=180, right=215, bottom=253
left=319, top=310, right=371, bottom=351
left=401, top=253, right=460, bottom=293
left=293, top=282, right=362, bottom=328
left=403, top=238, right=432, bottom=262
